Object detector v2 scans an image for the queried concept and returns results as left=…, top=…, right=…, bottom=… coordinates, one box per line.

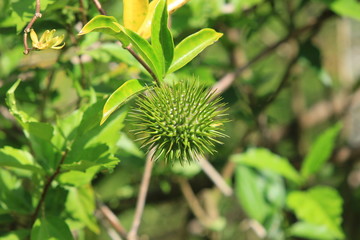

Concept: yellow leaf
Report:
left=168, top=0, right=191, bottom=14
left=136, top=0, right=159, bottom=39
left=123, top=0, right=149, bottom=32
left=137, top=0, right=190, bottom=39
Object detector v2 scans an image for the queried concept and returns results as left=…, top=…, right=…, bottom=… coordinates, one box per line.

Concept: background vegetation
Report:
left=1, top=0, right=360, bottom=239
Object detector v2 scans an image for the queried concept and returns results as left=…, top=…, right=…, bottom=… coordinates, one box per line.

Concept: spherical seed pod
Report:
left=130, top=79, right=228, bottom=165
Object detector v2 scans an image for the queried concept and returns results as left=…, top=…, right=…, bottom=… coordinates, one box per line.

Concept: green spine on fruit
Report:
left=130, top=79, right=227, bottom=164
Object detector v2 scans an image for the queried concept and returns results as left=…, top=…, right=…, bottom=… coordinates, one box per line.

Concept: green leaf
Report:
left=6, top=80, right=57, bottom=171
left=6, top=80, right=33, bottom=126
left=65, top=185, right=99, bottom=233
left=168, top=28, right=223, bottom=73
left=235, top=165, right=271, bottom=223
left=287, top=186, right=344, bottom=239
left=0, top=229, right=29, bottom=240
left=301, top=123, right=342, bottom=179
left=78, top=15, right=130, bottom=46
left=289, top=221, right=336, bottom=240
left=116, top=23, right=163, bottom=81
left=151, top=0, right=174, bottom=73
left=101, top=79, right=149, bottom=125
left=231, top=148, right=302, bottom=185
left=31, top=217, right=74, bottom=240
left=0, top=169, right=33, bottom=214
left=59, top=167, right=98, bottom=187
left=0, top=146, right=43, bottom=174
left=319, top=0, right=360, bottom=20
left=10, top=0, right=34, bottom=33
left=64, top=101, right=126, bottom=172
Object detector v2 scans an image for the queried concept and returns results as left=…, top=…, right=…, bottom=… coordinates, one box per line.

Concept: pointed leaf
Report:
left=65, top=185, right=99, bottom=233
left=318, top=0, right=360, bottom=20
left=231, top=148, right=302, bottom=185
left=289, top=222, right=337, bottom=240
left=123, top=0, right=148, bottom=31
left=151, top=0, right=174, bottom=73
left=0, top=146, right=44, bottom=174
left=301, top=123, right=342, bottom=179
left=6, top=80, right=56, bottom=171
left=31, top=217, right=74, bottom=240
left=287, top=186, right=344, bottom=239
left=78, top=15, right=130, bottom=46
left=116, top=23, right=163, bottom=81
left=64, top=101, right=127, bottom=172
left=168, top=28, right=223, bottom=73
left=101, top=79, right=149, bottom=125
left=235, top=165, right=271, bottom=223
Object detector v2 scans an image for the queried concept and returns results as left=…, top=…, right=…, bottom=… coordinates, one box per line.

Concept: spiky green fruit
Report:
left=131, top=80, right=227, bottom=165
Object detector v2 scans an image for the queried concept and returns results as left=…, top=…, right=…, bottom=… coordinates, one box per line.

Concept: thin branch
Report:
left=97, top=202, right=128, bottom=239
left=92, top=0, right=107, bottom=15
left=127, top=148, right=155, bottom=240
left=23, top=0, right=42, bottom=54
left=259, top=54, right=300, bottom=111
left=125, top=45, right=160, bottom=86
left=212, top=9, right=335, bottom=96
left=78, top=0, right=88, bottom=25
left=30, top=150, right=68, bottom=226
left=197, top=155, right=233, bottom=196
left=177, top=177, right=209, bottom=224
left=90, top=1, right=160, bottom=85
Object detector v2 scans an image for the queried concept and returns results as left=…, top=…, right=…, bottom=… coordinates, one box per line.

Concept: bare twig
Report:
left=78, top=0, right=88, bottom=25
left=127, top=148, right=155, bottom=240
left=97, top=202, right=128, bottom=239
left=90, top=3, right=160, bottom=85
left=92, top=0, right=107, bottom=15
left=212, top=9, right=335, bottom=96
left=259, top=53, right=300, bottom=111
left=23, top=0, right=42, bottom=54
left=177, top=177, right=209, bottom=224
left=197, top=155, right=233, bottom=196
left=30, top=150, right=68, bottom=226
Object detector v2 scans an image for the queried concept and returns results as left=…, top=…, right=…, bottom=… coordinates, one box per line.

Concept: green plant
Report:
left=1, top=0, right=360, bottom=239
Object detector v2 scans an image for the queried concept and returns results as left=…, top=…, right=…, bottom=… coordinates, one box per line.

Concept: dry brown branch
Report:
left=127, top=148, right=155, bottom=240
left=23, top=0, right=42, bottom=54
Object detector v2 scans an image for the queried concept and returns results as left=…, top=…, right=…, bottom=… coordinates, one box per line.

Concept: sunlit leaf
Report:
left=231, top=148, right=302, bottom=185
left=235, top=165, right=271, bottom=223
left=31, top=217, right=73, bottom=240
left=289, top=221, right=336, bottom=240
left=151, top=0, right=174, bottom=73
left=78, top=15, right=130, bottom=46
left=287, top=186, right=344, bottom=239
left=123, top=0, right=148, bottom=31
left=101, top=79, right=149, bottom=125
left=65, top=185, right=99, bottom=233
left=6, top=80, right=57, bottom=171
left=168, top=28, right=223, bottom=73
left=319, top=0, right=360, bottom=20
left=137, top=0, right=190, bottom=38
left=64, top=101, right=126, bottom=172
left=0, top=146, right=43, bottom=174
left=301, top=123, right=342, bottom=179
